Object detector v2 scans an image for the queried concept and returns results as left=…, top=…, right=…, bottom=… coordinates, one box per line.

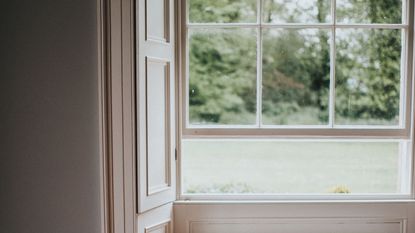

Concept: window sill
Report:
left=174, top=198, right=415, bottom=205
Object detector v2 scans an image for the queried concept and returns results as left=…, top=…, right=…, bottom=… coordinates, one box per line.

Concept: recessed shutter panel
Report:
left=136, top=0, right=176, bottom=213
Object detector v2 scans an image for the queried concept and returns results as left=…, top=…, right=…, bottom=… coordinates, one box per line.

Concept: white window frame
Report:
left=179, top=0, right=414, bottom=139
left=176, top=0, right=415, bottom=201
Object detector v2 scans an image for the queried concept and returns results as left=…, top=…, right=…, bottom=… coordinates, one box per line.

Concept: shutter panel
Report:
left=136, top=0, right=176, bottom=213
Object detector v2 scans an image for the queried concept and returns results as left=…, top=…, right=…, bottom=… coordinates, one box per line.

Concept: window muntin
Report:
left=184, top=0, right=411, bottom=134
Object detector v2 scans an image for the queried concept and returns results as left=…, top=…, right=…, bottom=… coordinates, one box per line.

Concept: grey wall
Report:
left=0, top=1, right=102, bottom=233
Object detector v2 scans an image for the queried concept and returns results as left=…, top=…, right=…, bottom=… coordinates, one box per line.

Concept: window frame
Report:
left=176, top=0, right=415, bottom=201
left=179, top=0, right=414, bottom=139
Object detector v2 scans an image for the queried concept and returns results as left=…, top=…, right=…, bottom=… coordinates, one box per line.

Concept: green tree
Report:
left=335, top=0, right=401, bottom=124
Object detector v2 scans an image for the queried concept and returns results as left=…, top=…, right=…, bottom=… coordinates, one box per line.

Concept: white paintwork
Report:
left=146, top=57, right=171, bottom=196
left=191, top=219, right=401, bottom=233
left=174, top=202, right=415, bottom=233
left=138, top=203, right=173, bottom=233
left=146, top=0, right=169, bottom=42
left=103, top=0, right=137, bottom=233
left=137, top=0, right=176, bottom=214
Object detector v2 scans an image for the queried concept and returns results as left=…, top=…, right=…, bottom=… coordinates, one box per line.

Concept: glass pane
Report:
left=189, top=0, right=257, bottom=23
left=262, top=29, right=330, bottom=125
left=182, top=140, right=406, bottom=194
left=335, top=29, right=402, bottom=125
left=189, top=29, right=257, bottom=125
left=262, top=0, right=331, bottom=23
left=336, top=0, right=402, bottom=24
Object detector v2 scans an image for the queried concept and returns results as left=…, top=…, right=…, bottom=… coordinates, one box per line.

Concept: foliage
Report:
left=186, top=182, right=254, bottom=193
left=189, top=29, right=257, bottom=124
left=329, top=185, right=351, bottom=194
left=187, top=183, right=353, bottom=194
left=189, top=0, right=256, bottom=23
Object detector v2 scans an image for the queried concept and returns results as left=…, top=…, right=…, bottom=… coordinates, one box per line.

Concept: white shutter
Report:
left=137, top=203, right=174, bottom=233
left=136, top=0, right=176, bottom=213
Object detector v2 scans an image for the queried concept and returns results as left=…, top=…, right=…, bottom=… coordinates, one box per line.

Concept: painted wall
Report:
left=0, top=1, right=102, bottom=233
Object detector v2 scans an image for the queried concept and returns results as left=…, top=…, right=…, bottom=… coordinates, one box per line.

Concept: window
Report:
left=179, top=0, right=414, bottom=199
left=106, top=0, right=415, bottom=231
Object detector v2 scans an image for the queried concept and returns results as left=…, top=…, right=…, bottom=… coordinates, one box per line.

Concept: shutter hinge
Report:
left=175, top=148, right=178, bottom=161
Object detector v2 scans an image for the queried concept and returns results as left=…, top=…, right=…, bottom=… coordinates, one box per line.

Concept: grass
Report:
left=182, top=140, right=401, bottom=194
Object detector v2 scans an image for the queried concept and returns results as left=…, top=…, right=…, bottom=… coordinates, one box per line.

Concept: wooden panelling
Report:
left=145, top=57, right=171, bottom=196
left=145, top=0, right=169, bottom=43
left=137, top=0, right=175, bottom=213
left=190, top=219, right=403, bottom=233
left=138, top=204, right=173, bottom=233
left=174, top=202, right=415, bottom=233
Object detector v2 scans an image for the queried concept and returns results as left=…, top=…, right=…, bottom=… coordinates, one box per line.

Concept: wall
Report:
left=0, top=1, right=102, bottom=233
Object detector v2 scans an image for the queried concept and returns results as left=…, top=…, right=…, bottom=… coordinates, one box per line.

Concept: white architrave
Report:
left=98, top=0, right=415, bottom=233
left=98, top=0, right=137, bottom=232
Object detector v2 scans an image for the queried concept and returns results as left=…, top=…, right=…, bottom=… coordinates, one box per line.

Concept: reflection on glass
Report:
left=182, top=140, right=404, bottom=194
left=189, top=0, right=257, bottom=23
left=262, top=29, right=330, bottom=125
left=336, top=0, right=402, bottom=24
left=189, top=29, right=257, bottom=125
left=262, top=0, right=331, bottom=23
left=335, top=29, right=402, bottom=125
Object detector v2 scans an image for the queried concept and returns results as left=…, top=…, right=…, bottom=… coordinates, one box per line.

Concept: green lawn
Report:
left=182, top=140, right=401, bottom=194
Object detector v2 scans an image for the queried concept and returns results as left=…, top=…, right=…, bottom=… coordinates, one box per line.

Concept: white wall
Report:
left=0, top=1, right=102, bottom=233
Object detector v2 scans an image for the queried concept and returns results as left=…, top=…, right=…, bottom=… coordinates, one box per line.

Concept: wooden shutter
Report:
left=136, top=0, right=176, bottom=214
